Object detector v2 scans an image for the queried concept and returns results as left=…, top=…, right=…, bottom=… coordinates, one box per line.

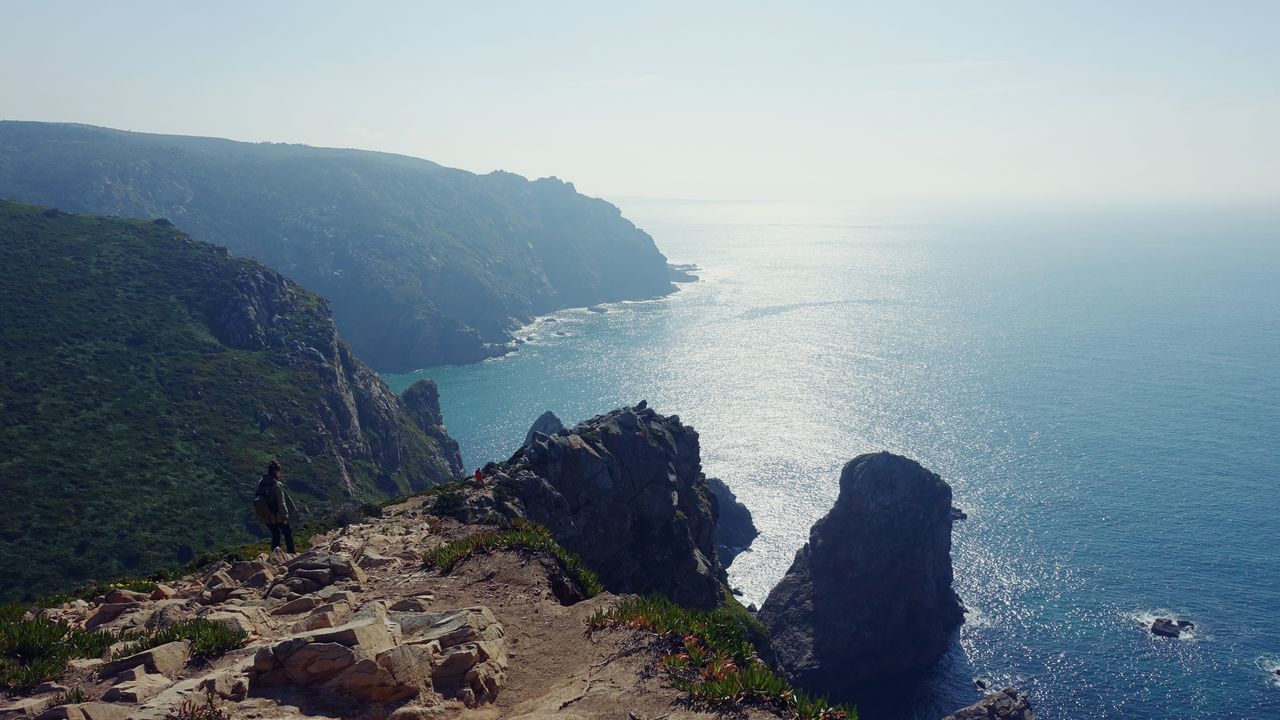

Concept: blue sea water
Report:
left=385, top=209, right=1280, bottom=719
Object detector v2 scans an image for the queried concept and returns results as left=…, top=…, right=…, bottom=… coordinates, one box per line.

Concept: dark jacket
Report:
left=257, top=475, right=297, bottom=525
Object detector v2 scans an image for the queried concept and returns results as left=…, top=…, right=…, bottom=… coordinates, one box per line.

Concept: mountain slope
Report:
left=0, top=200, right=463, bottom=599
left=0, top=121, right=677, bottom=371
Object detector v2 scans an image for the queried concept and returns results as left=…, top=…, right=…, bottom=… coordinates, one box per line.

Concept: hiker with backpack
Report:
left=253, top=459, right=298, bottom=553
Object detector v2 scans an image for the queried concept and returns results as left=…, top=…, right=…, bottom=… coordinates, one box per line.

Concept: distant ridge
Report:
left=0, top=121, right=677, bottom=371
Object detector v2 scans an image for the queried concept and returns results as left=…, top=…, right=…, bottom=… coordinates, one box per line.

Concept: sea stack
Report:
left=758, top=451, right=964, bottom=693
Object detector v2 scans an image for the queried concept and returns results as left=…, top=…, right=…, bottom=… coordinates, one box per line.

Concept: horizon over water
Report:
left=385, top=206, right=1280, bottom=719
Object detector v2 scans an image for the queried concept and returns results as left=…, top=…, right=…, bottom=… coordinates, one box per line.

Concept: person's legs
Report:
left=281, top=523, right=296, bottom=553
left=269, top=523, right=282, bottom=550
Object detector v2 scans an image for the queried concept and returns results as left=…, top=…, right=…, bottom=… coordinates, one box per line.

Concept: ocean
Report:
left=384, top=208, right=1280, bottom=719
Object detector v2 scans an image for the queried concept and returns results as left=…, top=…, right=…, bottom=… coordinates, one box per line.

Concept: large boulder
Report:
left=758, top=452, right=963, bottom=694
left=944, top=688, right=1037, bottom=720
left=502, top=403, right=725, bottom=608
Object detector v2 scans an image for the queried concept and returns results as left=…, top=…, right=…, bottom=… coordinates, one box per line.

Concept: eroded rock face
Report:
left=706, top=476, right=758, bottom=567
left=943, top=687, right=1037, bottom=720
left=500, top=404, right=725, bottom=609
left=759, top=452, right=963, bottom=693
left=250, top=604, right=506, bottom=707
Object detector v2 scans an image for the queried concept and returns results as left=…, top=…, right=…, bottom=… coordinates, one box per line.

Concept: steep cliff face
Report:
left=758, top=452, right=963, bottom=694
left=0, top=121, right=678, bottom=371
left=706, top=476, right=758, bottom=566
left=493, top=403, right=725, bottom=609
left=0, top=201, right=460, bottom=599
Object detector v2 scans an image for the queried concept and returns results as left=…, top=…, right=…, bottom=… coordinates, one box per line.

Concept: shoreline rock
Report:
left=944, top=687, right=1037, bottom=720
left=759, top=452, right=963, bottom=695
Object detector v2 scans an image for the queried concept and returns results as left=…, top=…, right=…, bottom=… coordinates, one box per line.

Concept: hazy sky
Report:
left=2, top=1, right=1277, bottom=215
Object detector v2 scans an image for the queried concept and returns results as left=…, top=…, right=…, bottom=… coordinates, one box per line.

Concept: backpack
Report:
left=252, top=477, right=278, bottom=524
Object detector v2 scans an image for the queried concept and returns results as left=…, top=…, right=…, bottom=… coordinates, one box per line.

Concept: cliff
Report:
left=0, top=201, right=462, bottom=600
left=759, top=452, right=964, bottom=695
left=0, top=121, right=678, bottom=371
left=491, top=403, right=727, bottom=609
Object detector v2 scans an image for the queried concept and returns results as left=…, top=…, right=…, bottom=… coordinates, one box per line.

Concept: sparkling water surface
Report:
left=385, top=212, right=1280, bottom=719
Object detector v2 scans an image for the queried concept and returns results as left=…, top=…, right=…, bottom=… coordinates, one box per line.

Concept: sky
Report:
left=1, top=1, right=1278, bottom=217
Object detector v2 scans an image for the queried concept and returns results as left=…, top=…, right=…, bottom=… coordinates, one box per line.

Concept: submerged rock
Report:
left=502, top=404, right=725, bottom=609
left=944, top=687, right=1037, bottom=720
left=758, top=452, right=963, bottom=694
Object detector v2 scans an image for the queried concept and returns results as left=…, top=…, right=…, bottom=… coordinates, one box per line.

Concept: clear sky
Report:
left=2, top=1, right=1277, bottom=216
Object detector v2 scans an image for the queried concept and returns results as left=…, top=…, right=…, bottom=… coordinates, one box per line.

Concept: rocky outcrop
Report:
left=496, top=403, right=725, bottom=609
left=524, top=410, right=565, bottom=445
left=943, top=687, right=1037, bottom=720
left=402, top=380, right=465, bottom=475
left=759, top=452, right=963, bottom=694
left=706, top=476, right=758, bottom=566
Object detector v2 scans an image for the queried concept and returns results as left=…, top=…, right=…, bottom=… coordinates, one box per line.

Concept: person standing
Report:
left=253, top=459, right=298, bottom=553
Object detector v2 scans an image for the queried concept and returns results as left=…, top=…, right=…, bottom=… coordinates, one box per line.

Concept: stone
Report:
left=272, top=594, right=324, bottom=616
left=101, top=671, right=172, bottom=702
left=33, top=703, right=132, bottom=720
left=98, top=640, right=191, bottom=679
left=202, top=606, right=268, bottom=637
left=149, top=584, right=176, bottom=600
left=32, top=682, right=67, bottom=694
left=389, top=596, right=435, bottom=612
left=104, top=588, right=150, bottom=604
left=943, top=687, right=1037, bottom=720
left=506, top=404, right=725, bottom=608
left=226, top=560, right=271, bottom=583
left=84, top=602, right=141, bottom=631
left=65, top=658, right=104, bottom=672
left=759, top=452, right=964, bottom=694
left=1151, top=618, right=1194, bottom=638
left=1, top=695, right=56, bottom=719
left=199, top=668, right=249, bottom=701
left=291, top=602, right=352, bottom=633
left=358, top=551, right=397, bottom=570
left=242, top=569, right=275, bottom=589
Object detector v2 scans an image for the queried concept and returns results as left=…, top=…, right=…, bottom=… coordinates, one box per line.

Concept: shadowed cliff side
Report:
left=759, top=452, right=964, bottom=697
left=489, top=403, right=727, bottom=609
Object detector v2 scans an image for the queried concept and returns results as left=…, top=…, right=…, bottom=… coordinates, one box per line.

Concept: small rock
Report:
left=272, top=594, right=324, bottom=616
left=149, top=584, right=176, bottom=600
left=33, top=702, right=133, bottom=720
left=97, top=640, right=191, bottom=679
left=101, top=671, right=172, bottom=702
left=944, top=687, right=1037, bottom=720
left=33, top=682, right=68, bottom=694
left=104, top=588, right=150, bottom=604
left=1151, top=618, right=1194, bottom=638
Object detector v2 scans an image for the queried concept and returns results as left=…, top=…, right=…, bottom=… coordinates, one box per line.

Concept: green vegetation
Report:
left=0, top=201, right=456, bottom=601
left=0, top=616, right=124, bottom=690
left=588, top=595, right=855, bottom=720
left=114, top=618, right=247, bottom=663
left=423, top=520, right=603, bottom=597
left=0, top=120, right=676, bottom=371
left=429, top=488, right=470, bottom=522
left=168, top=693, right=232, bottom=720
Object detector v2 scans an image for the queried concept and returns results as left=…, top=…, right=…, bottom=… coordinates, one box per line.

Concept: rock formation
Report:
left=706, top=476, right=758, bottom=566
left=496, top=403, right=726, bottom=608
left=943, top=687, right=1038, bottom=720
left=523, top=410, right=565, bottom=445
left=758, top=451, right=964, bottom=694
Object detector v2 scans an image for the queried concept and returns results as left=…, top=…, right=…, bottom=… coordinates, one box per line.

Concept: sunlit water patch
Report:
left=385, top=215, right=1280, bottom=719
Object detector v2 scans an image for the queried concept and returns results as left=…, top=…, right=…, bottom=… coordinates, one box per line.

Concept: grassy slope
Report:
left=0, top=201, right=451, bottom=599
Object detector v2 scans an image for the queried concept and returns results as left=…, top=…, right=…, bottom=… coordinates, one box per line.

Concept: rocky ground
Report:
left=1, top=488, right=777, bottom=720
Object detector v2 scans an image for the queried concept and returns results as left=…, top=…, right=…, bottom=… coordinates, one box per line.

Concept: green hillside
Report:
left=0, top=121, right=678, bottom=371
left=0, top=201, right=462, bottom=599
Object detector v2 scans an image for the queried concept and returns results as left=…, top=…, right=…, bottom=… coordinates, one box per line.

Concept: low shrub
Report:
left=423, top=520, right=602, bottom=597
left=587, top=594, right=854, bottom=720
left=114, top=618, right=247, bottom=663
left=429, top=488, right=469, bottom=522
left=0, top=616, right=127, bottom=691
left=167, top=692, right=232, bottom=720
